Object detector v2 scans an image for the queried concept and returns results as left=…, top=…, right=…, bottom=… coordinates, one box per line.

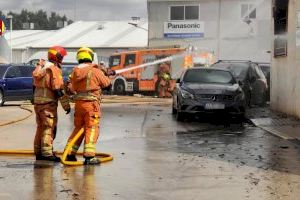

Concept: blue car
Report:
left=0, top=64, right=35, bottom=106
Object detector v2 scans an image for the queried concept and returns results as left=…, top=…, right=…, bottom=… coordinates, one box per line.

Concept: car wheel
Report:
left=176, top=111, right=185, bottom=121
left=114, top=80, right=126, bottom=95
left=0, top=90, right=4, bottom=106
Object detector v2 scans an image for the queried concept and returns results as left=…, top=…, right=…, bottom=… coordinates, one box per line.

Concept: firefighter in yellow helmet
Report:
left=157, top=62, right=172, bottom=98
left=65, top=47, right=115, bottom=165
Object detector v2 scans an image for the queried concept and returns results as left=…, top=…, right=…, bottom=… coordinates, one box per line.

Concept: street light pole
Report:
left=7, top=15, right=13, bottom=63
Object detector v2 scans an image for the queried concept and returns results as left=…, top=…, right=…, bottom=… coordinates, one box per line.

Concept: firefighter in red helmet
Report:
left=32, top=46, right=70, bottom=162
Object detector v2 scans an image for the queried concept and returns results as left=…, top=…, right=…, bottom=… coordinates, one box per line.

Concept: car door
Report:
left=3, top=66, right=23, bottom=100
left=19, top=66, right=34, bottom=99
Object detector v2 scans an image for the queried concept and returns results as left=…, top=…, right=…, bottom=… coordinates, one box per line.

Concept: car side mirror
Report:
left=176, top=79, right=180, bottom=83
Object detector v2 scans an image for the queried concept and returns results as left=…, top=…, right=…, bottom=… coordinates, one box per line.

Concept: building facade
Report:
left=148, top=0, right=272, bottom=62
left=271, top=0, right=300, bottom=117
left=3, top=21, right=148, bottom=64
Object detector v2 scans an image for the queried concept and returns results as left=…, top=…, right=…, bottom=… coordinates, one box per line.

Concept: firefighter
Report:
left=157, top=62, right=172, bottom=98
left=65, top=47, right=115, bottom=165
left=32, top=46, right=70, bottom=162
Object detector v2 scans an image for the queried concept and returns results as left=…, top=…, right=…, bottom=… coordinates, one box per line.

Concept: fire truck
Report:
left=109, top=48, right=215, bottom=95
left=109, top=48, right=184, bottom=95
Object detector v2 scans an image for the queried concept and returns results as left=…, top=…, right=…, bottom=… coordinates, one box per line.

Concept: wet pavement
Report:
left=0, top=102, right=300, bottom=199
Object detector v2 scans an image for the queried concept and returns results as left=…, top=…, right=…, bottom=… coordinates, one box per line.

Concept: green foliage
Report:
left=2, top=9, right=73, bottom=30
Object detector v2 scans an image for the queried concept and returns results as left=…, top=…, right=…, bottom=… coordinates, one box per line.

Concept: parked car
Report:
left=0, top=64, right=35, bottom=106
left=210, top=60, right=268, bottom=106
left=61, top=63, right=75, bottom=81
left=172, top=68, right=246, bottom=121
left=257, top=63, right=270, bottom=101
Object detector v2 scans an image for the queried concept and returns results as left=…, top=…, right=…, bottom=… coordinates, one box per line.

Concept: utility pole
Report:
left=217, top=0, right=221, bottom=60
left=74, top=0, right=77, bottom=21
left=7, top=15, right=13, bottom=63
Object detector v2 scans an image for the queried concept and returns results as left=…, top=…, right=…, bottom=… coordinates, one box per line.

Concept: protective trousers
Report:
left=34, top=103, right=58, bottom=156
left=68, top=100, right=100, bottom=158
left=158, top=79, right=172, bottom=98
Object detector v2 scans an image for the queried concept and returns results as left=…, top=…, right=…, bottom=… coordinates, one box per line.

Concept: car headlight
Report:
left=181, top=89, right=194, bottom=99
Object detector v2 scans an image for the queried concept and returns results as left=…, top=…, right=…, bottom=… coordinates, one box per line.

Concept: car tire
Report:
left=0, top=90, right=4, bottom=106
left=176, top=111, right=185, bottom=121
left=114, top=80, right=126, bottom=95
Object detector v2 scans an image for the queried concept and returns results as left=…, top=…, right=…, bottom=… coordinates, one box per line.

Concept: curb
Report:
left=255, top=125, right=293, bottom=140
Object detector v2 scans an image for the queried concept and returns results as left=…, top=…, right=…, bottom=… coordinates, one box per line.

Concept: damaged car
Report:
left=172, top=68, right=246, bottom=121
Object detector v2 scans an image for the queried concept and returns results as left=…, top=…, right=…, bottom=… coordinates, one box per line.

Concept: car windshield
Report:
left=0, top=66, right=9, bottom=78
left=183, top=69, right=235, bottom=84
left=211, top=63, right=249, bottom=80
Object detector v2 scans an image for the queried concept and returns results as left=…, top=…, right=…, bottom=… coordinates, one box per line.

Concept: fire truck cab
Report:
left=109, top=48, right=184, bottom=95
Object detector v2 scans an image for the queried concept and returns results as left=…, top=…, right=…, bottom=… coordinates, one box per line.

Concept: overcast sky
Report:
left=0, top=0, right=147, bottom=21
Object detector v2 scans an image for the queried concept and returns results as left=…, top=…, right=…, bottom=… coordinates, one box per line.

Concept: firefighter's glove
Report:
left=65, top=108, right=71, bottom=115
left=103, top=84, right=112, bottom=91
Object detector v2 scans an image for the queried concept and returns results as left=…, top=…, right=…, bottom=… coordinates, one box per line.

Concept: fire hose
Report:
left=0, top=127, right=113, bottom=166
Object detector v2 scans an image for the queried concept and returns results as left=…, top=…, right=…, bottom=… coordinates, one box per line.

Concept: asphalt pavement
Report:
left=0, top=100, right=299, bottom=200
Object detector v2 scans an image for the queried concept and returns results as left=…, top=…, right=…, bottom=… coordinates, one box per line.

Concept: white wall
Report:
left=148, top=0, right=272, bottom=62
left=271, top=0, right=300, bottom=117
left=0, top=37, right=10, bottom=63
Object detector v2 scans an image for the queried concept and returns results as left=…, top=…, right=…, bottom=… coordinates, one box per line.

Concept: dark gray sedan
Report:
left=172, top=68, right=246, bottom=121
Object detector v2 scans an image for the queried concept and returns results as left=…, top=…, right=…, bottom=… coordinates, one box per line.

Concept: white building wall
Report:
left=148, top=0, right=272, bottom=62
left=271, top=0, right=300, bottom=118
left=0, top=37, right=10, bottom=63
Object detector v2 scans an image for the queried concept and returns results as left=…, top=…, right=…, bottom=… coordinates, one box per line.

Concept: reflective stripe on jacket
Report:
left=71, top=63, right=111, bottom=102
left=33, top=60, right=64, bottom=104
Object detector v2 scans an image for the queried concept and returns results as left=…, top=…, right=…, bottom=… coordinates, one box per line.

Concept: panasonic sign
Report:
left=164, top=21, right=204, bottom=38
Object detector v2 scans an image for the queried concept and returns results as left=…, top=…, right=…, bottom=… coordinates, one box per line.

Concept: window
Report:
left=170, top=5, right=199, bottom=21
left=241, top=4, right=256, bottom=19
left=185, top=6, right=199, bottom=20
left=170, top=6, right=184, bottom=20
left=125, top=54, right=136, bottom=66
left=183, top=69, right=234, bottom=84
left=5, top=66, right=21, bottom=78
left=274, top=0, right=289, bottom=35
left=273, top=0, right=289, bottom=57
left=109, top=55, right=121, bottom=67
left=20, top=66, right=35, bottom=77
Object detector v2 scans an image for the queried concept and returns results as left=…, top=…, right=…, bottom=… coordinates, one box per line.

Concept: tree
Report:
left=1, top=9, right=72, bottom=30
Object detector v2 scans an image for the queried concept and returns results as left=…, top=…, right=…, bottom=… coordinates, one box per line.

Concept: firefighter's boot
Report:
left=39, top=154, right=61, bottom=162
left=84, top=157, right=100, bottom=165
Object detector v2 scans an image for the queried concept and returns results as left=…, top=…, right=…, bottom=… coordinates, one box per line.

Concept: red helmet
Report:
left=48, top=46, right=67, bottom=64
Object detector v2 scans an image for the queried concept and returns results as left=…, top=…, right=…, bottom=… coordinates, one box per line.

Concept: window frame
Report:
left=109, top=55, right=121, bottom=67
left=240, top=3, right=257, bottom=20
left=124, top=54, right=136, bottom=67
left=169, top=4, right=200, bottom=21
left=5, top=66, right=22, bottom=78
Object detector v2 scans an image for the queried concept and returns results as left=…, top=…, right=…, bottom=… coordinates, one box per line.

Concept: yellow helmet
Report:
left=76, top=47, right=94, bottom=62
